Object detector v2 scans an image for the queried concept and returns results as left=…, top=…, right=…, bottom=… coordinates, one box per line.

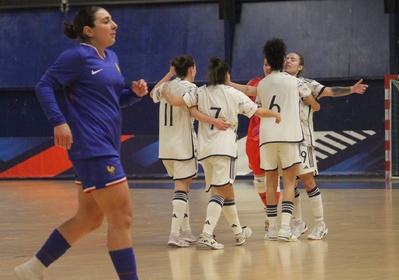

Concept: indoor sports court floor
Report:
left=1, top=178, right=398, bottom=280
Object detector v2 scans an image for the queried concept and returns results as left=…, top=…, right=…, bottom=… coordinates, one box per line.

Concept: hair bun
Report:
left=63, top=22, right=78, bottom=39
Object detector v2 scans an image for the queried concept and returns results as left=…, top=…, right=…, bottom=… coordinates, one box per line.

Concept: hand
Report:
left=351, top=79, right=368, bottom=94
left=213, top=118, right=230, bottom=131
left=54, top=123, right=73, bottom=150
left=275, top=113, right=281, bottom=124
left=132, top=79, right=148, bottom=97
left=160, top=84, right=170, bottom=99
left=169, top=66, right=176, bottom=77
left=225, top=73, right=231, bottom=86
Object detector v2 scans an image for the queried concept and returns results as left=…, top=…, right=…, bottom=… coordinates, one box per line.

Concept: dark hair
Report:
left=263, top=38, right=286, bottom=71
left=63, top=6, right=102, bottom=41
left=207, top=56, right=229, bottom=85
left=170, top=55, right=195, bottom=78
left=293, top=52, right=305, bottom=77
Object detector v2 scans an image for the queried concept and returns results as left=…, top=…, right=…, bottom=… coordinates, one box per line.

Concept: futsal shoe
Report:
left=264, top=226, right=278, bottom=241
left=278, top=226, right=298, bottom=242
left=291, top=219, right=308, bottom=239
left=167, top=233, right=190, bottom=247
left=14, top=261, right=44, bottom=280
left=235, top=226, right=252, bottom=246
left=197, top=233, right=224, bottom=250
left=308, top=221, right=328, bottom=240
left=180, top=229, right=197, bottom=243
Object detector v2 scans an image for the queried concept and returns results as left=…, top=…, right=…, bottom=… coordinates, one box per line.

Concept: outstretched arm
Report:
left=189, top=107, right=230, bottom=130
left=228, top=81, right=258, bottom=96
left=320, top=79, right=368, bottom=98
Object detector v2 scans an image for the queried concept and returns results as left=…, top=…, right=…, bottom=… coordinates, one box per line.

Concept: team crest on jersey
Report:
left=107, top=165, right=115, bottom=175
left=115, top=63, right=120, bottom=73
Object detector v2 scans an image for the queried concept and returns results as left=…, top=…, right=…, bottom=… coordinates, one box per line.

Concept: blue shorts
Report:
left=72, top=156, right=127, bottom=193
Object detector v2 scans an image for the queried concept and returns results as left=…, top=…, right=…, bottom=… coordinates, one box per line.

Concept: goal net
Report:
left=385, top=75, right=399, bottom=179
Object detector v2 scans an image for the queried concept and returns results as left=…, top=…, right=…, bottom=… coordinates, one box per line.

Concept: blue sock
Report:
left=35, top=229, right=71, bottom=267
left=109, top=247, right=139, bottom=280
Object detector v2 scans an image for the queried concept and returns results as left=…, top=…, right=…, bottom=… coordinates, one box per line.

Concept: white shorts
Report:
left=260, top=143, right=301, bottom=171
left=298, top=143, right=318, bottom=176
left=200, top=156, right=236, bottom=192
left=162, top=158, right=197, bottom=180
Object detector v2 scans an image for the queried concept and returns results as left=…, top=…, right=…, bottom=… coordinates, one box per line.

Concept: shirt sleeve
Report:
left=236, top=89, right=258, bottom=118
left=35, top=76, right=67, bottom=127
left=119, top=87, right=142, bottom=107
left=151, top=84, right=163, bottom=104
left=297, top=78, right=312, bottom=98
left=183, top=86, right=199, bottom=108
left=302, top=78, right=325, bottom=99
left=35, top=48, right=83, bottom=127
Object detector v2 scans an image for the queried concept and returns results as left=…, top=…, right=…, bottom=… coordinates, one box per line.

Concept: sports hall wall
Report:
left=0, top=0, right=391, bottom=178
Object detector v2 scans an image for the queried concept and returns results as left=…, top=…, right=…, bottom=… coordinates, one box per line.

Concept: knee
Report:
left=300, top=174, right=316, bottom=190
left=89, top=213, right=105, bottom=231
left=108, top=203, right=133, bottom=230
left=75, top=211, right=105, bottom=232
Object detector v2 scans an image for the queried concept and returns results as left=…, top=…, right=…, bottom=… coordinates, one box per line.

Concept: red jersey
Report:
left=246, top=77, right=263, bottom=142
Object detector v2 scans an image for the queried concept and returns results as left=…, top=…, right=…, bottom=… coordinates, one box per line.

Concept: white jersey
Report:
left=183, top=84, right=258, bottom=160
left=298, top=77, right=325, bottom=147
left=257, top=71, right=311, bottom=145
left=152, top=78, right=197, bottom=160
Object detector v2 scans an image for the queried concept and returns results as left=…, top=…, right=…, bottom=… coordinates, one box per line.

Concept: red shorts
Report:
left=246, top=138, right=263, bottom=176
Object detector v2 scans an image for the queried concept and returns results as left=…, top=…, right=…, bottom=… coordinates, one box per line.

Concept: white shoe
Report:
left=264, top=226, right=278, bottom=241
left=235, top=226, right=252, bottom=246
left=278, top=226, right=298, bottom=242
left=265, top=217, right=270, bottom=232
left=168, top=233, right=190, bottom=247
left=308, top=221, right=328, bottom=240
left=180, top=229, right=197, bottom=243
left=14, top=261, right=44, bottom=280
left=291, top=219, right=308, bottom=239
left=197, top=233, right=224, bottom=250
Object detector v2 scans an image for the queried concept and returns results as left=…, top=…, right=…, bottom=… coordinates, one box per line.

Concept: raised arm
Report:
left=228, top=81, right=258, bottom=97
left=320, top=79, right=368, bottom=98
left=150, top=66, right=175, bottom=99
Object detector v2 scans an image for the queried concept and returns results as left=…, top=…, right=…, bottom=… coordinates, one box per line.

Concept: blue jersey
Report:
left=36, top=44, right=141, bottom=160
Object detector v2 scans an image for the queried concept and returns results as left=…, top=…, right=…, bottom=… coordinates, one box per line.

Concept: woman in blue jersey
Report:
left=14, top=6, right=147, bottom=280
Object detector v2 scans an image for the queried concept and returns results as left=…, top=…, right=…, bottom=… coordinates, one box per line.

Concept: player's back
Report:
left=158, top=79, right=197, bottom=160
left=257, top=71, right=303, bottom=144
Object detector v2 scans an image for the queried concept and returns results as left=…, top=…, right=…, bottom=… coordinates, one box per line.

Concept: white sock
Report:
left=181, top=200, right=191, bottom=232
left=171, top=199, right=187, bottom=234
left=203, top=197, right=224, bottom=235
left=222, top=199, right=242, bottom=235
left=293, top=188, right=302, bottom=221
left=29, top=256, right=46, bottom=276
left=310, top=194, right=324, bottom=222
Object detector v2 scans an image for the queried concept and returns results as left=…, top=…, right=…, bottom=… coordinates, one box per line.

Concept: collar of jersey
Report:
left=80, top=43, right=106, bottom=59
